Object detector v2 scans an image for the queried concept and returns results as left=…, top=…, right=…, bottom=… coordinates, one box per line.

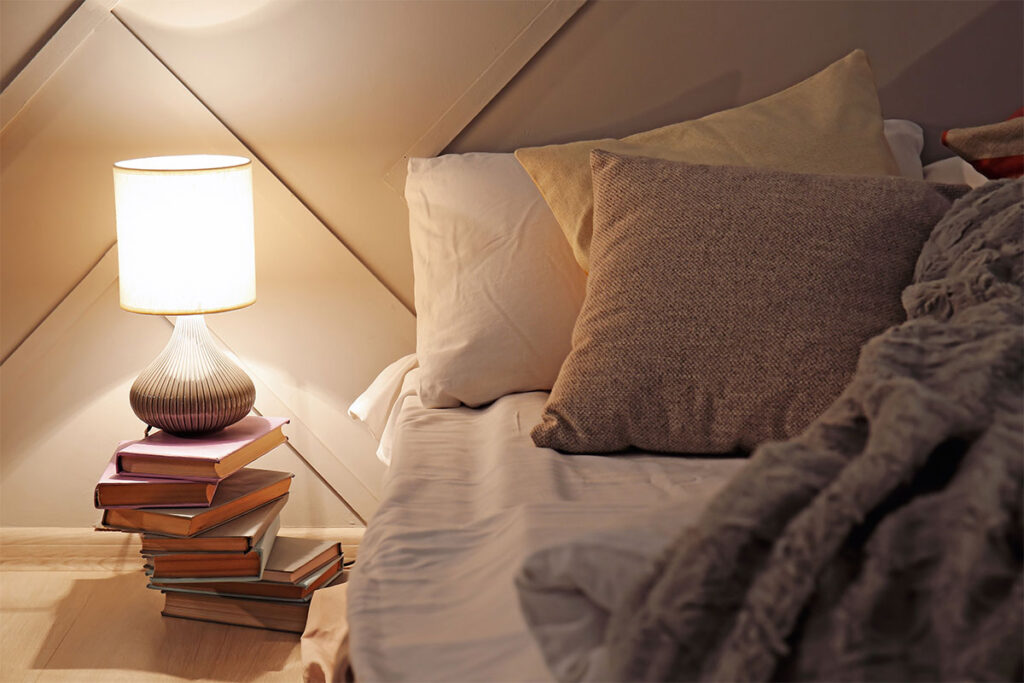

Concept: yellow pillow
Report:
left=514, top=50, right=900, bottom=271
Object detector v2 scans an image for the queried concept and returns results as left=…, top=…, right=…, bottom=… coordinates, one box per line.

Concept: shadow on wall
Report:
left=878, top=0, right=1024, bottom=163
left=539, top=0, right=736, bottom=142
left=0, top=0, right=84, bottom=91
left=566, top=70, right=744, bottom=146
left=447, top=0, right=1018, bottom=160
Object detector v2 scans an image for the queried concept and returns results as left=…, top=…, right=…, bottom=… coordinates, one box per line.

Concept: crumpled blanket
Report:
left=606, top=179, right=1024, bottom=682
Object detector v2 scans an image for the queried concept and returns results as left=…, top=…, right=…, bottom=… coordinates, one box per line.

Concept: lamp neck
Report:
left=171, top=314, right=211, bottom=342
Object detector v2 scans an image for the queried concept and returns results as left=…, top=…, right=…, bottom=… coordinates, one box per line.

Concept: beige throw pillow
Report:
left=530, top=151, right=965, bottom=454
left=515, top=50, right=900, bottom=271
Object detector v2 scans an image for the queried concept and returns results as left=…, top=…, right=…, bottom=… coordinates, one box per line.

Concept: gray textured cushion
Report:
left=531, top=151, right=966, bottom=454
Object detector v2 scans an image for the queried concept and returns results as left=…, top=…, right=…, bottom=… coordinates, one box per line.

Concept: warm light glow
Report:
left=113, top=154, right=256, bottom=315
left=115, top=0, right=275, bottom=30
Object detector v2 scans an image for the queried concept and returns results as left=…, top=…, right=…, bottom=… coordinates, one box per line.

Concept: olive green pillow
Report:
left=515, top=50, right=900, bottom=272
left=530, top=151, right=965, bottom=454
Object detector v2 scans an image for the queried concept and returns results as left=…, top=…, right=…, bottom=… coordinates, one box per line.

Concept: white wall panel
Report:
left=448, top=0, right=1020, bottom=163
left=0, top=281, right=361, bottom=527
left=1, top=12, right=415, bottom=524
left=1, top=0, right=581, bottom=526
left=1, top=13, right=237, bottom=362
left=113, top=0, right=582, bottom=309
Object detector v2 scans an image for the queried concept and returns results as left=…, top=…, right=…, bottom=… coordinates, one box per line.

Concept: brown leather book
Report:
left=95, top=454, right=217, bottom=508
left=101, top=469, right=293, bottom=537
left=141, top=495, right=288, bottom=553
left=161, top=591, right=310, bottom=634
left=145, top=517, right=280, bottom=581
left=151, top=556, right=343, bottom=601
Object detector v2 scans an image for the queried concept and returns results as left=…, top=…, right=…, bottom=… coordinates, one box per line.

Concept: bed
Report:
left=305, top=49, right=1022, bottom=682
left=347, top=372, right=747, bottom=680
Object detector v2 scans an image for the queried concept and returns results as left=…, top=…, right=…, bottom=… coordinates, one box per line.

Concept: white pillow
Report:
left=883, top=119, right=924, bottom=180
left=406, top=153, right=587, bottom=408
left=348, top=353, right=418, bottom=442
left=923, top=156, right=989, bottom=187
left=406, top=123, right=920, bottom=410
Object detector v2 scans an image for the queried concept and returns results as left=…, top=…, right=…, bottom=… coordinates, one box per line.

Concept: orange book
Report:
left=101, top=469, right=292, bottom=537
left=145, top=517, right=280, bottom=581
left=141, top=496, right=288, bottom=554
left=95, top=455, right=217, bottom=508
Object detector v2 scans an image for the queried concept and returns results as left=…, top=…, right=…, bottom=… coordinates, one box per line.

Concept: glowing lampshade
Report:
left=112, top=154, right=257, bottom=436
left=113, top=154, right=255, bottom=315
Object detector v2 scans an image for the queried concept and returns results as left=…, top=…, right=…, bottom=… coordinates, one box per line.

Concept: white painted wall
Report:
left=0, top=0, right=579, bottom=527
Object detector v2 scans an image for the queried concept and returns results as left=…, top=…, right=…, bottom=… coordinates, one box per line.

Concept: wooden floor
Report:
left=0, top=527, right=363, bottom=682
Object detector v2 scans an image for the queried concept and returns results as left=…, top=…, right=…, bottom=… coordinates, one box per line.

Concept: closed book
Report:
left=261, top=537, right=343, bottom=584
left=145, top=516, right=280, bottom=582
left=150, top=556, right=343, bottom=602
left=101, top=469, right=293, bottom=537
left=140, top=495, right=288, bottom=554
left=161, top=591, right=310, bottom=634
left=116, top=416, right=289, bottom=481
left=95, top=454, right=218, bottom=509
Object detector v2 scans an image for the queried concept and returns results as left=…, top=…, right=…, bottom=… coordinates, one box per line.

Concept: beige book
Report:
left=262, top=537, right=342, bottom=584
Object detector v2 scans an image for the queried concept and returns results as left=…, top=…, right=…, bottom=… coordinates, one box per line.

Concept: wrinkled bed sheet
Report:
left=345, top=379, right=746, bottom=681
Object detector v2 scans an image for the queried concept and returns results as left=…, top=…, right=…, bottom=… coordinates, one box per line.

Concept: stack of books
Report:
left=94, top=416, right=345, bottom=634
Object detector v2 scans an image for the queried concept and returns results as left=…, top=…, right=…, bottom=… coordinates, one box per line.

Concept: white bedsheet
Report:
left=347, top=372, right=747, bottom=681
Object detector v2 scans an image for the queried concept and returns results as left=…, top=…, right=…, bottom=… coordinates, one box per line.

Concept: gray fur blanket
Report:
left=606, top=179, right=1024, bottom=682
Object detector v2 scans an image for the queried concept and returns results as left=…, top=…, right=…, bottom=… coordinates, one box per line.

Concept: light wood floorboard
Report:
left=0, top=527, right=362, bottom=682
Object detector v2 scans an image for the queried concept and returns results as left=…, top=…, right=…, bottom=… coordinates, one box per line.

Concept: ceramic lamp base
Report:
left=130, top=315, right=255, bottom=436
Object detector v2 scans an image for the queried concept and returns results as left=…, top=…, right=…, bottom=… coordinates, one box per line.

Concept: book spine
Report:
left=115, top=459, right=221, bottom=482
left=160, top=610, right=306, bottom=634
left=149, top=583, right=311, bottom=603
left=98, top=500, right=212, bottom=510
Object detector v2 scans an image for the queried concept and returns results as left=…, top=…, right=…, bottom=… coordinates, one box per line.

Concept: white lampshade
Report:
left=113, top=154, right=255, bottom=315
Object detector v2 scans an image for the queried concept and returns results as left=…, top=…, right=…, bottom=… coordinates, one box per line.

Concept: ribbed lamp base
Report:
left=130, top=315, right=255, bottom=436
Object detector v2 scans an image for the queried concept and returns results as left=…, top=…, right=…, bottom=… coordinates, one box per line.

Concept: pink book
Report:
left=115, top=416, right=289, bottom=481
left=95, top=455, right=219, bottom=509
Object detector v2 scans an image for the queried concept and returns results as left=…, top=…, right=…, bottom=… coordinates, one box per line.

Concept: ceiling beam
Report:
left=1, top=0, right=121, bottom=131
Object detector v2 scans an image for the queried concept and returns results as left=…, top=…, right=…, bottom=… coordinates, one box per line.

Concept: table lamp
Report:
left=113, top=154, right=257, bottom=436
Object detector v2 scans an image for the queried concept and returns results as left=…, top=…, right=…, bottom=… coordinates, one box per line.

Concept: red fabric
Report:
left=970, top=154, right=1024, bottom=179
left=942, top=107, right=1024, bottom=179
